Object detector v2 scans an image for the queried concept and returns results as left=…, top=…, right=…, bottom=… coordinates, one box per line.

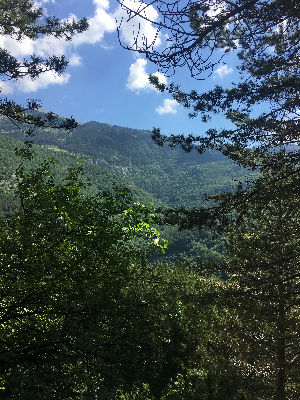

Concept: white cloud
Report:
left=0, top=36, right=35, bottom=58
left=68, top=54, right=83, bottom=66
left=214, top=64, right=233, bottom=78
left=0, top=81, right=14, bottom=95
left=114, top=0, right=164, bottom=50
left=0, top=32, right=72, bottom=94
left=0, top=0, right=117, bottom=94
left=93, top=0, right=109, bottom=7
left=20, top=71, right=70, bottom=92
left=126, top=58, right=177, bottom=116
left=73, top=1, right=116, bottom=46
left=1, top=71, right=70, bottom=94
left=0, top=0, right=166, bottom=94
left=126, top=58, right=166, bottom=92
left=155, top=99, right=179, bottom=115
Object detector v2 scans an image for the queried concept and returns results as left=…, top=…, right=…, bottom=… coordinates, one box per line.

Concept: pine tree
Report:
left=223, top=159, right=300, bottom=399
left=117, top=3, right=300, bottom=398
left=117, top=0, right=299, bottom=171
left=0, top=0, right=88, bottom=130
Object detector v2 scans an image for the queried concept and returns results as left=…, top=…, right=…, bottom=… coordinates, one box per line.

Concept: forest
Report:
left=0, top=1, right=299, bottom=399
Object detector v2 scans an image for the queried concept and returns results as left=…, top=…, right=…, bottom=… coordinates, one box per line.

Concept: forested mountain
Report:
left=0, top=114, right=253, bottom=208
left=0, top=114, right=255, bottom=262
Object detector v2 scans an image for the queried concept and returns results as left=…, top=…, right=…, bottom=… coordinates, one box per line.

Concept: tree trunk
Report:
left=275, top=281, right=286, bottom=400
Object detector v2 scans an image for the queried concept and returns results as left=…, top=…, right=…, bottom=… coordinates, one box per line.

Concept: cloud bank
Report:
left=0, top=0, right=179, bottom=117
left=0, top=0, right=118, bottom=94
left=1, top=0, right=163, bottom=94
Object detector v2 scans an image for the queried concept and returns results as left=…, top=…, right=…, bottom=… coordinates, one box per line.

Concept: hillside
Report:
left=0, top=116, right=253, bottom=205
left=0, top=115, right=256, bottom=262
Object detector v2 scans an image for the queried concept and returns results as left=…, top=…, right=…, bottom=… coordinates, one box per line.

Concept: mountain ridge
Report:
left=0, top=115, right=257, bottom=262
left=0, top=115, right=254, bottom=209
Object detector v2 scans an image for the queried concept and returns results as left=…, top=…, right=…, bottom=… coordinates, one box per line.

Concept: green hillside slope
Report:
left=0, top=115, right=256, bottom=262
left=1, top=117, right=253, bottom=206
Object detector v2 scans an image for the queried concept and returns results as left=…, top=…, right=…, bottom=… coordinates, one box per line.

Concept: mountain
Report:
left=0, top=114, right=256, bottom=262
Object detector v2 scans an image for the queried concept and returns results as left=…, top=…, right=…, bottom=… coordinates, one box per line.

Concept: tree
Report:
left=0, top=149, right=244, bottom=399
left=223, top=160, right=300, bottom=400
left=0, top=151, right=170, bottom=398
left=0, top=0, right=88, bottom=130
left=116, top=0, right=299, bottom=255
left=117, top=0, right=299, bottom=168
left=116, top=2, right=300, bottom=398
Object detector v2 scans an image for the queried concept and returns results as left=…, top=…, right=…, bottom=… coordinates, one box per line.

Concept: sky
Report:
left=0, top=0, right=237, bottom=136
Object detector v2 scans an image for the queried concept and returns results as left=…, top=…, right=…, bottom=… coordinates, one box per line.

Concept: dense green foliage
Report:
left=0, top=147, right=240, bottom=399
left=117, top=1, right=300, bottom=399
left=1, top=143, right=298, bottom=398
left=1, top=0, right=299, bottom=399
left=0, top=153, right=164, bottom=398
left=224, top=161, right=300, bottom=398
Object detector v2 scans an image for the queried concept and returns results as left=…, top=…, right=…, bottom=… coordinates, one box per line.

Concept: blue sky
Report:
left=1, top=0, right=237, bottom=136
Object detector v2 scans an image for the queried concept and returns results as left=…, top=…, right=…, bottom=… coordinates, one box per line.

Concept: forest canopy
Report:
left=0, top=0, right=299, bottom=399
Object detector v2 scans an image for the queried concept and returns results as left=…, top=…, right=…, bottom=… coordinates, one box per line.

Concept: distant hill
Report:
left=0, top=114, right=257, bottom=262
left=0, top=116, right=252, bottom=206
